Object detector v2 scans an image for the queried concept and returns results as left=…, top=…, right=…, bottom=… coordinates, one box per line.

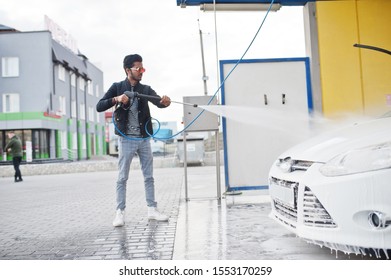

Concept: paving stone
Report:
left=0, top=167, right=182, bottom=260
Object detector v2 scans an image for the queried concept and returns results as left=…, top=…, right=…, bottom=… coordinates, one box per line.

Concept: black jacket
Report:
left=96, top=79, right=167, bottom=138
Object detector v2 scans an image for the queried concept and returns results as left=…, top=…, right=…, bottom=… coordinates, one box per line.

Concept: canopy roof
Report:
left=176, top=0, right=315, bottom=6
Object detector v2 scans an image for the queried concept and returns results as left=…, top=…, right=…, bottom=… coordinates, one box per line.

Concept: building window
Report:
left=95, top=84, right=100, bottom=97
left=71, top=100, right=77, bottom=118
left=1, top=57, right=19, bottom=77
left=88, top=106, right=94, bottom=122
left=71, top=73, right=76, bottom=87
left=58, top=64, right=65, bottom=81
left=87, top=80, right=93, bottom=95
left=72, top=132, right=77, bottom=149
left=59, top=96, right=66, bottom=116
left=79, top=78, right=85, bottom=91
left=96, top=111, right=100, bottom=123
left=33, top=130, right=50, bottom=159
left=82, top=133, right=86, bottom=149
left=79, top=103, right=85, bottom=120
left=60, top=131, right=67, bottom=149
left=2, top=93, right=20, bottom=112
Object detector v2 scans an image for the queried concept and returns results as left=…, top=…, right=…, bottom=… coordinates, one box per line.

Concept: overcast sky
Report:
left=0, top=0, right=306, bottom=127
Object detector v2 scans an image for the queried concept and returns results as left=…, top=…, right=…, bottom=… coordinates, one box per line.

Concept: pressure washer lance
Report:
left=123, top=91, right=198, bottom=107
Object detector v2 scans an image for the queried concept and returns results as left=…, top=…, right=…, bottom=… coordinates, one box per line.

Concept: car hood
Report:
left=278, top=116, right=391, bottom=163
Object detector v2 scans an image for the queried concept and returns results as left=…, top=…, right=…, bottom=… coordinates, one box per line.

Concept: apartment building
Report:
left=0, top=24, right=106, bottom=162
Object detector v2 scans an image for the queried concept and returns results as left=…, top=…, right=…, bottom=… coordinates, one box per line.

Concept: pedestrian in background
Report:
left=96, top=54, right=171, bottom=227
left=5, top=131, right=23, bottom=182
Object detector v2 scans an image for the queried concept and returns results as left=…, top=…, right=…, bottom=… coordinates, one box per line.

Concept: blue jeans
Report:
left=116, top=136, right=157, bottom=210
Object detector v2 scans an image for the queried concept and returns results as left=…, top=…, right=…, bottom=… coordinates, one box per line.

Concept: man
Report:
left=5, top=131, right=23, bottom=182
left=96, top=54, right=171, bottom=227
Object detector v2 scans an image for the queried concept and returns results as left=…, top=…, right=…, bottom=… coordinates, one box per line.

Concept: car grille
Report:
left=271, top=177, right=298, bottom=228
left=303, top=187, right=337, bottom=228
left=273, top=199, right=297, bottom=228
left=290, top=160, right=313, bottom=172
left=271, top=178, right=337, bottom=229
left=277, top=158, right=314, bottom=173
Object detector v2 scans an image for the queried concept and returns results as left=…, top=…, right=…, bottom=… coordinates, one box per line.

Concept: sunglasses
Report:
left=130, top=67, right=146, bottom=73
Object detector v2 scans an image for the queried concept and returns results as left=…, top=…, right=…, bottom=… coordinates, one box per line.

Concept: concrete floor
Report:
left=173, top=167, right=377, bottom=260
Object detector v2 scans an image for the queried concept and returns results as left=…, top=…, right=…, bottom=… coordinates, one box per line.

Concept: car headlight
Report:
left=320, top=142, right=391, bottom=176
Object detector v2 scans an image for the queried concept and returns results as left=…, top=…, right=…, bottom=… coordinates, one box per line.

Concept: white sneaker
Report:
left=148, top=207, right=168, bottom=221
left=113, top=209, right=125, bottom=227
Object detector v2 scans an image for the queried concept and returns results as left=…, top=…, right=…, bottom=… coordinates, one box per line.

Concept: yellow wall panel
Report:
left=316, top=0, right=363, bottom=116
left=316, top=0, right=391, bottom=117
left=357, top=0, right=391, bottom=115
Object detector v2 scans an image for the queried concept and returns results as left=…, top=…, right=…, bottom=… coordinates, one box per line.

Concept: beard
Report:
left=131, top=72, right=142, bottom=81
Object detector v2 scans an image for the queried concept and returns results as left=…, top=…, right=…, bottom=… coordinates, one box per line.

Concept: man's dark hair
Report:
left=123, top=54, right=142, bottom=69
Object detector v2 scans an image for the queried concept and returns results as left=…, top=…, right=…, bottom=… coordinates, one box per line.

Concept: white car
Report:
left=268, top=112, right=391, bottom=259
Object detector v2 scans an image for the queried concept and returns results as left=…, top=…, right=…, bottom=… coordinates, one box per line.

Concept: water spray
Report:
left=124, top=91, right=198, bottom=107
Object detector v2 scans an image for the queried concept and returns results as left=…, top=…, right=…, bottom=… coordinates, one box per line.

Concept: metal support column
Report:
left=184, top=133, right=189, bottom=201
